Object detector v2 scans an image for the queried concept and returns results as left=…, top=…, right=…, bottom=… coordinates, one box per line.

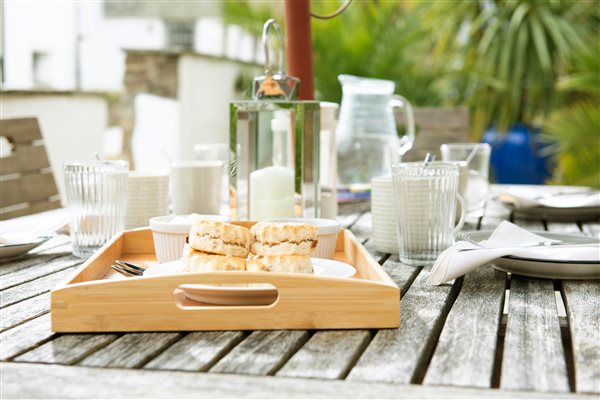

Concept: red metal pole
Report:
left=284, top=0, right=314, bottom=100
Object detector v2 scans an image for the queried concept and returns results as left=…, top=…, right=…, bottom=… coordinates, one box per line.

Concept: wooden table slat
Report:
left=380, top=256, right=422, bottom=297
left=3, top=362, right=592, bottom=400
left=347, top=269, right=459, bottom=384
left=143, top=331, right=245, bottom=372
left=210, top=330, right=309, bottom=376
left=276, top=330, right=372, bottom=380
left=1, top=255, right=81, bottom=291
left=424, top=267, right=506, bottom=388
left=0, top=314, right=54, bottom=361
left=0, top=267, right=76, bottom=308
left=0, top=253, right=66, bottom=277
left=0, top=293, right=50, bottom=332
left=336, top=211, right=364, bottom=230
left=348, top=211, right=373, bottom=242
left=501, top=276, right=570, bottom=392
left=362, top=239, right=388, bottom=264
left=15, top=334, right=119, bottom=365
left=78, top=333, right=182, bottom=368
left=561, top=280, right=600, bottom=393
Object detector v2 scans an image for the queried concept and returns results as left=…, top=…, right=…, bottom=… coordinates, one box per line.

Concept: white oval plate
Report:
left=144, top=258, right=356, bottom=278
left=144, top=257, right=356, bottom=306
left=0, top=234, right=52, bottom=260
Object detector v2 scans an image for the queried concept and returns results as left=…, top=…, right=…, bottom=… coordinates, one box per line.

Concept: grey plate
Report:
left=509, top=205, right=600, bottom=221
left=461, top=231, right=600, bottom=280
left=0, top=234, right=52, bottom=260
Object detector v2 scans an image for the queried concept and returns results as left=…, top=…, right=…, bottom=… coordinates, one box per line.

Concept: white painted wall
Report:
left=1, top=95, right=108, bottom=202
left=3, top=1, right=166, bottom=91
left=4, top=2, right=77, bottom=89
left=177, top=55, right=258, bottom=161
left=79, top=2, right=166, bottom=90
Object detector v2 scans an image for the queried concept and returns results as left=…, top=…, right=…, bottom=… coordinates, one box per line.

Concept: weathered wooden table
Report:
left=1, top=185, right=599, bottom=399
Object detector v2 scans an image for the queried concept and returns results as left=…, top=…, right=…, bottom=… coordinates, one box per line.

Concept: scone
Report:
left=250, top=222, right=318, bottom=256
left=247, top=254, right=313, bottom=274
left=189, top=220, right=251, bottom=257
left=180, top=244, right=246, bottom=273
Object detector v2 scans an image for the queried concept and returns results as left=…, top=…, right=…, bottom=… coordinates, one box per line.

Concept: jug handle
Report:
left=389, top=95, right=415, bottom=156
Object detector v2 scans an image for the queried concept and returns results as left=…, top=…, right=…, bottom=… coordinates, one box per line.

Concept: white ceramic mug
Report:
left=170, top=161, right=223, bottom=215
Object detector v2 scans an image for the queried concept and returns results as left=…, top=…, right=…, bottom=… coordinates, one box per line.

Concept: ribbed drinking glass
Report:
left=64, top=160, right=129, bottom=258
left=392, top=162, right=459, bottom=266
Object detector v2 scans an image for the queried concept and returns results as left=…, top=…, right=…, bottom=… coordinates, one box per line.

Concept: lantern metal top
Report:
left=252, top=19, right=300, bottom=100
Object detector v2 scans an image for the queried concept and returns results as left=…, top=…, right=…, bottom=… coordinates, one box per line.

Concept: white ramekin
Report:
left=266, top=217, right=342, bottom=259
left=149, top=214, right=228, bottom=262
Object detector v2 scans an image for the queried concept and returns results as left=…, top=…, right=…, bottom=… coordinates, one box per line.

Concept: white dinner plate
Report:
left=462, top=231, right=600, bottom=280
left=143, top=258, right=356, bottom=279
left=0, top=234, right=52, bottom=260
left=143, top=258, right=356, bottom=305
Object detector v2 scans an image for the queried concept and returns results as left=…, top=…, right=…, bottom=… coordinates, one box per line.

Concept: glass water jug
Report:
left=336, top=75, right=415, bottom=190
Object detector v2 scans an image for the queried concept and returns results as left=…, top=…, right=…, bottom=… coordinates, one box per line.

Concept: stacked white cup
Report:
left=371, top=175, right=399, bottom=253
left=125, top=172, right=170, bottom=229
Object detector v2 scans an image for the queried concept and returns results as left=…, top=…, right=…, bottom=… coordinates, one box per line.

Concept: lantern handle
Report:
left=262, top=19, right=285, bottom=75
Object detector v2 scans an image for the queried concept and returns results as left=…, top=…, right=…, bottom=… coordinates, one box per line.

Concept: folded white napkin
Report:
left=498, top=191, right=600, bottom=209
left=429, top=221, right=599, bottom=285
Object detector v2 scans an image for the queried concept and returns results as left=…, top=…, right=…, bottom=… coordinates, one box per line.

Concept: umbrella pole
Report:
left=284, top=0, right=314, bottom=100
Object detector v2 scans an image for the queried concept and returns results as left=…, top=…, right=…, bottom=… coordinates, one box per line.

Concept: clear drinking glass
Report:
left=392, top=162, right=460, bottom=266
left=64, top=160, right=129, bottom=258
left=440, top=143, right=491, bottom=217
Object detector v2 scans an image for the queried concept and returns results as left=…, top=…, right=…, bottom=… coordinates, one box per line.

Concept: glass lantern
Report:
left=229, top=100, right=320, bottom=220
left=228, top=19, right=320, bottom=221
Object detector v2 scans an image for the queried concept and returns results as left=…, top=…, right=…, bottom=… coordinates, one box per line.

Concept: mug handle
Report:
left=454, top=193, right=466, bottom=235
left=389, top=95, right=415, bottom=156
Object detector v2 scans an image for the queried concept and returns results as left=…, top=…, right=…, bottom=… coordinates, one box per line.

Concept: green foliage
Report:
left=543, top=39, right=600, bottom=188
left=422, top=0, right=597, bottom=135
left=223, top=1, right=443, bottom=105
left=310, top=2, right=443, bottom=105
left=544, top=102, right=600, bottom=187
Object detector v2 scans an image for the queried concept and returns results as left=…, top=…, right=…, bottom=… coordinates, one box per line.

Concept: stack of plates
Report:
left=496, top=185, right=600, bottom=221
left=125, top=172, right=170, bottom=229
left=462, top=230, right=600, bottom=280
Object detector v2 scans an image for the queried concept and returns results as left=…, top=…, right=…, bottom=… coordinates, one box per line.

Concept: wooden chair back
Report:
left=0, top=118, right=61, bottom=220
left=398, top=107, right=471, bottom=162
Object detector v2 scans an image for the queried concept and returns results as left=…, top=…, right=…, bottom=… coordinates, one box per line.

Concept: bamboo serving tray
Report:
left=51, top=224, right=400, bottom=332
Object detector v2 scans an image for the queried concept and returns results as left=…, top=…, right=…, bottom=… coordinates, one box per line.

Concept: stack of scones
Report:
left=180, top=220, right=317, bottom=274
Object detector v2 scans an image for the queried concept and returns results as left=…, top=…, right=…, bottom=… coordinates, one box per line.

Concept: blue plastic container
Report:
left=482, top=123, right=553, bottom=184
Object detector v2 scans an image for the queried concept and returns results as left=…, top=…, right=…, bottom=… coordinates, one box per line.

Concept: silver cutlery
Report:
left=457, top=241, right=600, bottom=252
left=111, top=260, right=145, bottom=277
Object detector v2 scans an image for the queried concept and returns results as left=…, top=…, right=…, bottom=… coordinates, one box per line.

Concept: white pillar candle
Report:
left=249, top=165, right=295, bottom=220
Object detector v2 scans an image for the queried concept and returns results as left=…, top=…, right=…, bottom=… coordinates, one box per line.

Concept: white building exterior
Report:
left=2, top=0, right=262, bottom=190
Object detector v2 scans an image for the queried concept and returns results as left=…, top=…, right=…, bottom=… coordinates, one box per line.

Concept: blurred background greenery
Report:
left=224, top=0, right=599, bottom=188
